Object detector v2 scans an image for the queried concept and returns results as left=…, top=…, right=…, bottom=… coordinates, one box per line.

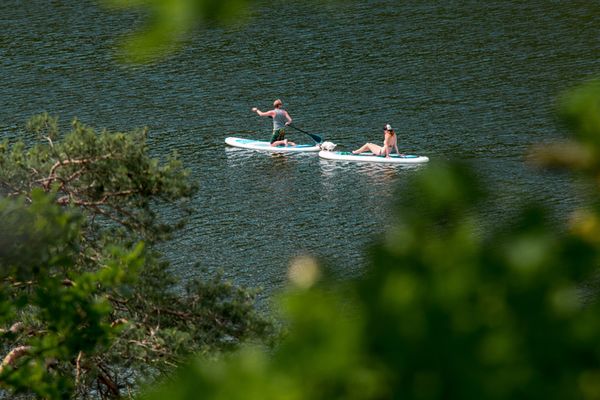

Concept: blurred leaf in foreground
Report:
left=103, top=0, right=251, bottom=63
left=141, top=81, right=600, bottom=399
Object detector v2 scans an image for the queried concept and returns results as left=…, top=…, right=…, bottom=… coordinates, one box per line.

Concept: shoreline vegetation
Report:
left=1, top=80, right=599, bottom=399
left=1, top=0, right=599, bottom=398
left=0, top=114, right=274, bottom=398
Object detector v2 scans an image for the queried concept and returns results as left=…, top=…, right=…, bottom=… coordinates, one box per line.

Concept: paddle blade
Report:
left=308, top=133, right=323, bottom=143
left=287, top=124, right=323, bottom=143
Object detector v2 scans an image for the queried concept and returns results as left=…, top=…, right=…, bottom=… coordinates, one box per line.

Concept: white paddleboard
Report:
left=319, top=150, right=429, bottom=164
left=225, top=137, right=320, bottom=153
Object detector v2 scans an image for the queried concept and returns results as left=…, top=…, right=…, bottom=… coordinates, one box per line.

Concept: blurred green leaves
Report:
left=559, top=79, right=600, bottom=147
left=531, top=79, right=600, bottom=173
left=140, top=80, right=600, bottom=399
left=103, top=0, right=251, bottom=63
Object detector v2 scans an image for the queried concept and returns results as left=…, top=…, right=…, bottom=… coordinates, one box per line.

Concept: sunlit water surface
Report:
left=1, top=0, right=599, bottom=303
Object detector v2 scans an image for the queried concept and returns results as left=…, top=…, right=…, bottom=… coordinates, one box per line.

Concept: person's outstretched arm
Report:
left=252, top=107, right=275, bottom=118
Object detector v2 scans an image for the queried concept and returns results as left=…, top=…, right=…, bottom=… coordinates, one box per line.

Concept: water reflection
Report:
left=224, top=146, right=312, bottom=169
left=224, top=146, right=258, bottom=166
left=319, top=158, right=425, bottom=180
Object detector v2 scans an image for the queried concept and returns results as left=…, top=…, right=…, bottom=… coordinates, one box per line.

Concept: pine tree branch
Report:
left=0, top=346, right=32, bottom=374
left=48, top=154, right=114, bottom=178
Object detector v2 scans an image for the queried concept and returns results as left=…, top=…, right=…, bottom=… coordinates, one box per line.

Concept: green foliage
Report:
left=559, top=79, right=600, bottom=148
left=103, top=0, right=336, bottom=64
left=0, top=113, right=193, bottom=243
left=142, top=288, right=383, bottom=400
left=0, top=190, right=143, bottom=399
left=103, top=0, right=252, bottom=63
left=140, top=82, right=600, bottom=399
left=530, top=79, right=600, bottom=172
left=0, top=116, right=273, bottom=399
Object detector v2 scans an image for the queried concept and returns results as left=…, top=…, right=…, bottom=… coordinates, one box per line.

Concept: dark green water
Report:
left=1, top=1, right=599, bottom=297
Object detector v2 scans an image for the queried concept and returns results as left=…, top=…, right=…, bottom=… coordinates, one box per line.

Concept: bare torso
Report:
left=383, top=132, right=397, bottom=152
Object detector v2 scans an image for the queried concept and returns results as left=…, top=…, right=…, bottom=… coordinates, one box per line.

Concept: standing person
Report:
left=352, top=123, right=402, bottom=157
left=252, top=99, right=296, bottom=147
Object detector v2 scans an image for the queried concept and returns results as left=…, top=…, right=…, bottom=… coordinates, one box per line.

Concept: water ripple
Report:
left=1, top=0, right=598, bottom=299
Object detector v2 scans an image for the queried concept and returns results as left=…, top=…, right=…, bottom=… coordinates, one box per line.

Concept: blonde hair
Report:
left=273, top=99, right=283, bottom=108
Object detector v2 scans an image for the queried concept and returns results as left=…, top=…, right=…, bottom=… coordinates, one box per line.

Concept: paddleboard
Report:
left=319, top=150, right=429, bottom=164
left=225, top=137, right=320, bottom=153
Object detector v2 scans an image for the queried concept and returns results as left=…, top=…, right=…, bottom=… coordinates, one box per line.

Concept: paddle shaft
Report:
left=287, top=124, right=323, bottom=144
left=264, top=115, right=323, bottom=143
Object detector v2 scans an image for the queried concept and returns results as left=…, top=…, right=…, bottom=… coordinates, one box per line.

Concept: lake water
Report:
left=1, top=0, right=599, bottom=301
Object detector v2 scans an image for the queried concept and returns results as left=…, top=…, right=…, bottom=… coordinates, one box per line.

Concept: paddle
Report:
left=263, top=114, right=324, bottom=144
left=287, top=124, right=323, bottom=144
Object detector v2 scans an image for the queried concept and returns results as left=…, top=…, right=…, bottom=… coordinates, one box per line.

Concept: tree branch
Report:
left=0, top=346, right=32, bottom=374
left=97, top=363, right=120, bottom=397
left=48, top=154, right=114, bottom=179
